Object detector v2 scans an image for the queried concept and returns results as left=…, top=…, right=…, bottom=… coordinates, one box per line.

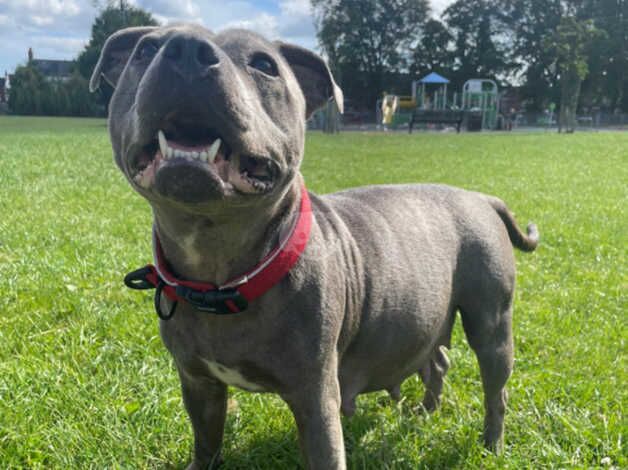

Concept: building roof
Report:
left=32, top=59, right=74, bottom=78
left=418, top=72, right=450, bottom=84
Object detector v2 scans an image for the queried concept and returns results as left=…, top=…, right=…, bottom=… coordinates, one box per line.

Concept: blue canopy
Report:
left=418, top=72, right=450, bottom=84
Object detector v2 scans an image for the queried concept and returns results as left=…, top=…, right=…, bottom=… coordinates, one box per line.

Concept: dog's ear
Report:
left=276, top=42, right=343, bottom=118
left=89, top=27, right=157, bottom=92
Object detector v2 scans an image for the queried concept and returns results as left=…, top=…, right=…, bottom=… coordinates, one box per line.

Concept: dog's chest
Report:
left=202, top=359, right=266, bottom=392
left=160, top=306, right=282, bottom=393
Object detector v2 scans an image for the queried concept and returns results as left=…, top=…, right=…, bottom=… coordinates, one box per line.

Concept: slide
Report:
left=381, top=94, right=398, bottom=125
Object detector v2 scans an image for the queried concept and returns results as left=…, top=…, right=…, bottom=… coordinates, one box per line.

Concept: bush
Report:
left=8, top=64, right=103, bottom=117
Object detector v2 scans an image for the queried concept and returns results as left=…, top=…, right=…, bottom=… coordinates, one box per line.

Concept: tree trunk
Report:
left=323, top=100, right=341, bottom=134
left=559, top=69, right=582, bottom=133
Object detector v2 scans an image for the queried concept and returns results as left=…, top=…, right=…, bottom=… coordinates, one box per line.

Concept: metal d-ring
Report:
left=154, top=281, right=177, bottom=321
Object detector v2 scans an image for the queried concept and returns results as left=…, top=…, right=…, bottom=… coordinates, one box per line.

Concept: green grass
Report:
left=0, top=115, right=625, bottom=469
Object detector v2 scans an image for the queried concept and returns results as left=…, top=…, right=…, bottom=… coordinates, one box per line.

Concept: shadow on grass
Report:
left=343, top=398, right=478, bottom=470
left=166, top=429, right=300, bottom=469
left=167, top=397, right=480, bottom=469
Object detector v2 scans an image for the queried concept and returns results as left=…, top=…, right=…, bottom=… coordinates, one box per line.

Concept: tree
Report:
left=77, top=0, right=158, bottom=108
left=410, top=19, right=453, bottom=77
left=10, top=1, right=157, bottom=117
left=8, top=64, right=100, bottom=116
left=501, top=0, right=626, bottom=113
left=579, top=0, right=627, bottom=112
left=312, top=0, right=430, bottom=108
left=8, top=64, right=49, bottom=115
left=443, top=0, right=513, bottom=90
left=500, top=0, right=564, bottom=111
left=65, top=73, right=100, bottom=116
left=544, top=17, right=602, bottom=132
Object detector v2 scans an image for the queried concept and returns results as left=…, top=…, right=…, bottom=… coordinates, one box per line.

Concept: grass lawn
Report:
left=0, top=116, right=625, bottom=469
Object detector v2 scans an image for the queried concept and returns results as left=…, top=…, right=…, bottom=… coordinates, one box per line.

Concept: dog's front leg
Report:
left=178, top=370, right=228, bottom=470
left=284, top=371, right=346, bottom=470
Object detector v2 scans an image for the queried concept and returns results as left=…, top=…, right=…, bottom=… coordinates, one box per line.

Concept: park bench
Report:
left=409, top=109, right=465, bottom=133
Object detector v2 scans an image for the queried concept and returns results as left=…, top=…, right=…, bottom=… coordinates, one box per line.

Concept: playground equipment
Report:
left=381, top=72, right=451, bottom=127
left=414, top=72, right=449, bottom=110
left=381, top=94, right=399, bottom=126
left=460, top=79, right=500, bottom=130
left=380, top=75, right=501, bottom=131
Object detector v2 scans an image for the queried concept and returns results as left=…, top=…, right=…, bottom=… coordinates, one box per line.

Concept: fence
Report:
left=308, top=108, right=628, bottom=132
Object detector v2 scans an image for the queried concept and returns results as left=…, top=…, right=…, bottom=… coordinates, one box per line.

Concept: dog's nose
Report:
left=163, top=35, right=219, bottom=77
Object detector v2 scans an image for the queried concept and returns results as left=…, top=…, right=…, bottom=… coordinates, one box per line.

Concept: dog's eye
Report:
left=136, top=40, right=159, bottom=61
left=249, top=54, right=278, bottom=77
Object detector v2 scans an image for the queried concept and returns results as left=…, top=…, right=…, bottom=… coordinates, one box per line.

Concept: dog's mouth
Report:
left=131, top=118, right=277, bottom=195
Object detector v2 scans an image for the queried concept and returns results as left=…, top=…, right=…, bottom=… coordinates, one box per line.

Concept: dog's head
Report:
left=91, top=25, right=342, bottom=210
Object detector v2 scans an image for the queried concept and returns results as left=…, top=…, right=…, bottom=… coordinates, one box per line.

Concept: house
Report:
left=28, top=48, right=74, bottom=81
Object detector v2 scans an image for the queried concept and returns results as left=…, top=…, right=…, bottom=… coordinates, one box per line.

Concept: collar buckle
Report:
left=175, top=285, right=249, bottom=314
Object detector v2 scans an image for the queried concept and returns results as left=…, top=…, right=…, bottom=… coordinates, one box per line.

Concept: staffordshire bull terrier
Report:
left=91, top=25, right=538, bottom=469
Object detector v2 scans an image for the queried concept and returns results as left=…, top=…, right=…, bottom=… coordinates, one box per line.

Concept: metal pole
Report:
left=481, top=93, right=486, bottom=130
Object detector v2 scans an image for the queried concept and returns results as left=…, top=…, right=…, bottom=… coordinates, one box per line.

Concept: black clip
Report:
left=124, top=266, right=177, bottom=321
left=124, top=266, right=155, bottom=290
left=175, top=286, right=248, bottom=314
left=154, top=281, right=177, bottom=321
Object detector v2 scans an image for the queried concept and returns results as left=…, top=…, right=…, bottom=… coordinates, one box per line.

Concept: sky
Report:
left=0, top=0, right=455, bottom=76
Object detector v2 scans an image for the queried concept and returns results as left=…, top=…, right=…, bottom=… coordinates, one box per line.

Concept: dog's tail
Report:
left=486, top=196, right=539, bottom=252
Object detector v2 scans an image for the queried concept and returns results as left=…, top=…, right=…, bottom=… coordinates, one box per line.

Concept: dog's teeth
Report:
left=207, top=138, right=221, bottom=163
left=158, top=130, right=168, bottom=157
left=158, top=139, right=221, bottom=162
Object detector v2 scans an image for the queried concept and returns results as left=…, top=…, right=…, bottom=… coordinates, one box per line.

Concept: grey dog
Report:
left=91, top=24, right=538, bottom=469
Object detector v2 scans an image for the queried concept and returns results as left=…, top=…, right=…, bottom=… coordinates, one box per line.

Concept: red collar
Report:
left=124, top=185, right=312, bottom=317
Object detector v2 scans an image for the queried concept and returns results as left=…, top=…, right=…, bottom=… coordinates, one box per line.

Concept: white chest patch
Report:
left=204, top=360, right=266, bottom=392
left=181, top=232, right=203, bottom=269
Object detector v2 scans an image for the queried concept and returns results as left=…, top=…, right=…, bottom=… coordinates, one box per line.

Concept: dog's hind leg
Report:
left=419, top=345, right=451, bottom=412
left=459, top=302, right=514, bottom=452
left=419, top=309, right=456, bottom=412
